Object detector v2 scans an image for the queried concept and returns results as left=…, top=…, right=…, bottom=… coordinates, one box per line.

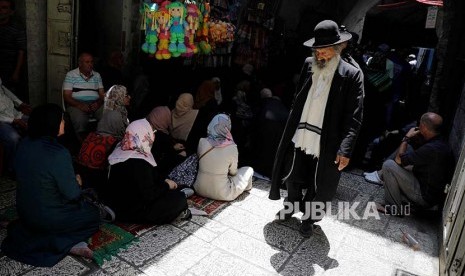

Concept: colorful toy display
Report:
left=196, top=1, right=212, bottom=54
left=141, top=3, right=158, bottom=55
left=167, top=2, right=187, bottom=57
left=183, top=3, right=201, bottom=57
left=140, top=0, right=235, bottom=59
left=208, top=19, right=235, bottom=48
left=155, top=2, right=171, bottom=60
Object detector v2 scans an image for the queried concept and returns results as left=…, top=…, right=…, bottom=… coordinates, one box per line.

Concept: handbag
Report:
left=168, top=146, right=214, bottom=187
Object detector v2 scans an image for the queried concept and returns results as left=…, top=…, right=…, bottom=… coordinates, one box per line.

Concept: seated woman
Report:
left=76, top=85, right=130, bottom=189
left=1, top=103, right=100, bottom=267
left=102, top=119, right=189, bottom=224
left=147, top=106, right=186, bottom=179
left=170, top=93, right=209, bottom=154
left=194, top=80, right=219, bottom=119
left=193, top=114, right=254, bottom=201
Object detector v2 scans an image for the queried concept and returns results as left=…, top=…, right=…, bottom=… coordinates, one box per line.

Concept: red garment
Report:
left=77, top=132, right=117, bottom=170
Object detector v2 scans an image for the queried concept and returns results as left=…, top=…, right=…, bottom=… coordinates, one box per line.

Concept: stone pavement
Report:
left=0, top=170, right=440, bottom=276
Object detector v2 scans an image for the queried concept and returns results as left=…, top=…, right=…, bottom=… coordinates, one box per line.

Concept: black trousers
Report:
left=284, top=149, right=332, bottom=224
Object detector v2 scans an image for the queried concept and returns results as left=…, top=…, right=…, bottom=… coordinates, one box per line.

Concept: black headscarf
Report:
left=28, top=103, right=64, bottom=139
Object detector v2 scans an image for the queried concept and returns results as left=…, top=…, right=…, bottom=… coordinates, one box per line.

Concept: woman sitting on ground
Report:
left=102, top=119, right=190, bottom=224
left=1, top=103, right=100, bottom=267
left=76, top=85, right=130, bottom=189
left=147, top=106, right=186, bottom=179
left=170, top=93, right=209, bottom=155
left=194, top=113, right=254, bottom=201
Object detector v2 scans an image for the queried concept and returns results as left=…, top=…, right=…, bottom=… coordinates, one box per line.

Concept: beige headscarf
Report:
left=170, top=93, right=199, bottom=141
left=147, top=106, right=171, bottom=134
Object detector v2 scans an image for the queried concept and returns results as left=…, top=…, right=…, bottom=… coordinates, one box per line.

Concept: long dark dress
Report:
left=151, top=131, right=185, bottom=179
left=1, top=137, right=100, bottom=267
left=102, top=159, right=187, bottom=224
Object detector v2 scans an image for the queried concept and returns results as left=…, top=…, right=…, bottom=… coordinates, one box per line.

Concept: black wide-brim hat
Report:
left=303, top=20, right=352, bottom=48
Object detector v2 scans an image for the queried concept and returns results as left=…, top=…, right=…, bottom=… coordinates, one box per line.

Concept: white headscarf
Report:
left=108, top=119, right=156, bottom=166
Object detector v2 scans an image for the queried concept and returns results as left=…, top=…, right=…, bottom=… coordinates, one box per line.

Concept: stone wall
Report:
left=25, top=0, right=47, bottom=105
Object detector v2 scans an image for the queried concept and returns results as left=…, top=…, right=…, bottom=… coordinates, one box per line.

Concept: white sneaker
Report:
left=364, top=171, right=384, bottom=185
left=181, top=188, right=195, bottom=198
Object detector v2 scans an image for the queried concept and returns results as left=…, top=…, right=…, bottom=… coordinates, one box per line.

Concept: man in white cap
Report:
left=269, top=20, right=364, bottom=237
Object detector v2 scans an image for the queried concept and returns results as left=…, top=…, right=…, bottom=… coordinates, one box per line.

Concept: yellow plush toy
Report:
left=155, top=2, right=171, bottom=60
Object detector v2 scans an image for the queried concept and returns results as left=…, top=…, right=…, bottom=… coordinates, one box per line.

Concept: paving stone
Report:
left=0, top=178, right=16, bottom=193
left=212, top=229, right=289, bottom=272
left=279, top=233, right=338, bottom=276
left=248, top=180, right=272, bottom=198
left=331, top=245, right=395, bottom=276
left=232, top=193, right=285, bottom=220
left=0, top=190, right=15, bottom=210
left=190, top=215, right=229, bottom=234
left=317, top=218, right=351, bottom=243
left=341, top=231, right=391, bottom=261
left=24, top=256, right=90, bottom=276
left=213, top=205, right=270, bottom=241
left=0, top=256, right=34, bottom=276
left=141, top=236, right=214, bottom=276
left=0, top=228, right=6, bottom=247
left=180, top=221, right=219, bottom=242
left=334, top=185, right=359, bottom=202
left=410, top=250, right=439, bottom=276
left=188, top=249, right=274, bottom=276
left=118, top=225, right=188, bottom=267
left=93, top=257, right=146, bottom=276
left=262, top=221, right=304, bottom=252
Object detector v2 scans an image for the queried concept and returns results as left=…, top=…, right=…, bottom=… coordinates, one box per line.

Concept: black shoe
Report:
left=299, top=221, right=314, bottom=238
left=179, top=209, right=192, bottom=221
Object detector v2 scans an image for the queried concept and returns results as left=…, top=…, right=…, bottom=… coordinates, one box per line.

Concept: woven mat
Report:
left=88, top=223, right=137, bottom=266
left=188, top=194, right=227, bottom=216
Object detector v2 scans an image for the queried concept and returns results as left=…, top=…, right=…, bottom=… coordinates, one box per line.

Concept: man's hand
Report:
left=77, top=102, right=91, bottom=113
left=76, top=174, right=82, bottom=187
left=334, top=155, right=350, bottom=171
left=13, top=118, right=28, bottom=130
left=405, top=127, right=420, bottom=139
left=18, top=103, right=32, bottom=115
left=88, top=101, right=101, bottom=112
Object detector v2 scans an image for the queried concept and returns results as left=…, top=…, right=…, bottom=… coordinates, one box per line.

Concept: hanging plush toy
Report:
left=155, top=2, right=171, bottom=60
left=141, top=3, right=158, bottom=55
left=196, top=1, right=211, bottom=55
left=167, top=2, right=187, bottom=58
left=183, top=3, right=201, bottom=57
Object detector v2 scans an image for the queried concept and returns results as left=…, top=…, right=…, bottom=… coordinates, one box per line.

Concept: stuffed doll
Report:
left=167, top=2, right=187, bottom=57
left=183, top=3, right=200, bottom=57
left=196, top=1, right=211, bottom=54
left=155, top=3, right=171, bottom=60
left=141, top=3, right=158, bottom=55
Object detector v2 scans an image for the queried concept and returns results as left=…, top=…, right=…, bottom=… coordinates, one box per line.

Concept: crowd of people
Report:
left=0, top=16, right=455, bottom=268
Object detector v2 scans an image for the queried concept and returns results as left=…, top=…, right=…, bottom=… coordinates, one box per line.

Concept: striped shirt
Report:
left=63, top=68, right=103, bottom=102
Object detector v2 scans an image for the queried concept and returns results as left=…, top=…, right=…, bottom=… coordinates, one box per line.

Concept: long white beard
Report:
left=292, top=54, right=340, bottom=157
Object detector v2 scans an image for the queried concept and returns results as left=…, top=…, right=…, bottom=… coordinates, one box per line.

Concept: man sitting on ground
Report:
left=366, top=112, right=453, bottom=213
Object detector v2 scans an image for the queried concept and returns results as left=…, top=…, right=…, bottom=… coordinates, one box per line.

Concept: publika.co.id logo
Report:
left=279, top=201, right=411, bottom=220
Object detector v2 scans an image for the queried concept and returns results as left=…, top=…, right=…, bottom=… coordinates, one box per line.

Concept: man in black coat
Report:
left=269, top=20, right=364, bottom=237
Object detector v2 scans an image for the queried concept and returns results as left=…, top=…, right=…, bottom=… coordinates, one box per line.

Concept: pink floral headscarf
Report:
left=108, top=119, right=157, bottom=166
left=206, top=113, right=235, bottom=147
